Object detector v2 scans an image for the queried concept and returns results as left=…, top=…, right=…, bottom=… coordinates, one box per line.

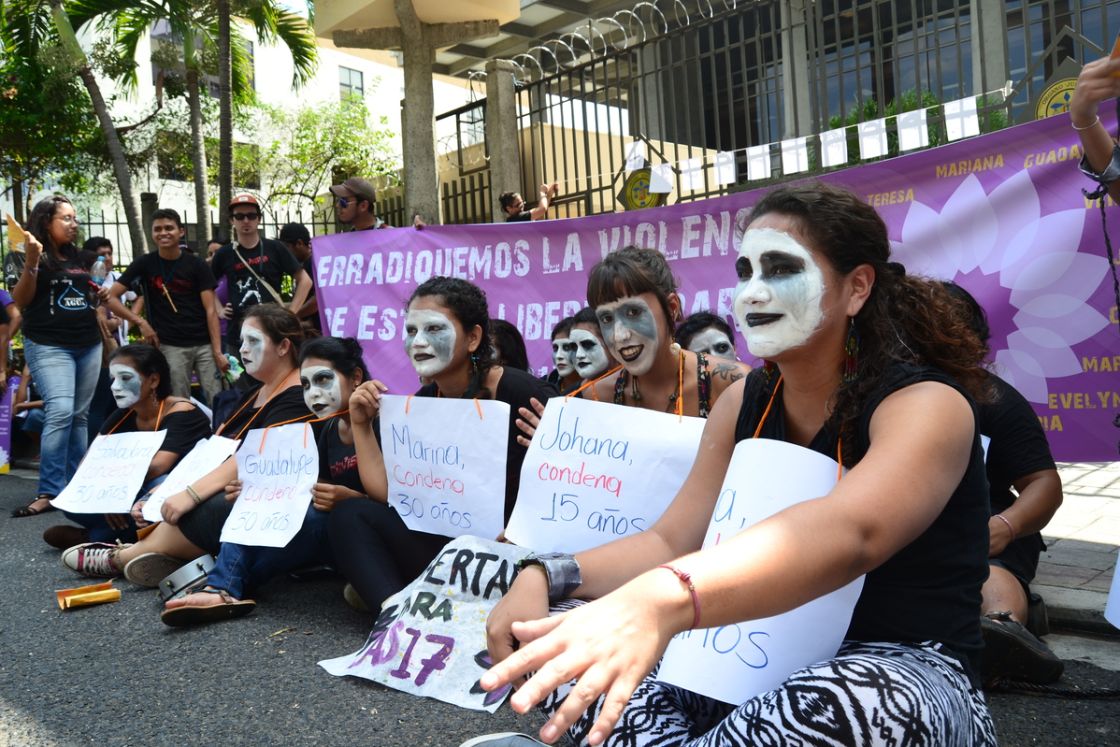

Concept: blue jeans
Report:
left=63, top=475, right=167, bottom=544
left=23, top=339, right=102, bottom=496
left=206, top=505, right=333, bottom=599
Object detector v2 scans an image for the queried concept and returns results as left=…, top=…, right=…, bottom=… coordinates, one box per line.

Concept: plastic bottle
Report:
left=225, top=354, right=244, bottom=383
left=90, top=256, right=108, bottom=286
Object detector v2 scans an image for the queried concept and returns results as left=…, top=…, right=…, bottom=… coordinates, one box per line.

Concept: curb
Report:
left=1037, top=584, right=1118, bottom=638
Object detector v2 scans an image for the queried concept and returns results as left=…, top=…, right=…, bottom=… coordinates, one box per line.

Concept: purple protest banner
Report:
left=312, top=111, right=1119, bottom=462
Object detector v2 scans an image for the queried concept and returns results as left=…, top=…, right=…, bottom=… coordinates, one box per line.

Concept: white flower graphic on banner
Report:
left=890, top=171, right=1108, bottom=403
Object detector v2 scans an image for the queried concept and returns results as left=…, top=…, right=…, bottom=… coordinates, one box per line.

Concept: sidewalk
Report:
left=1037, top=462, right=1119, bottom=636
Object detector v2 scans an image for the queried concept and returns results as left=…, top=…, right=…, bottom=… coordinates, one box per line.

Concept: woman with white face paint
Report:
left=64, top=305, right=315, bottom=586
left=338, top=276, right=557, bottom=610
left=568, top=307, right=615, bottom=381
left=160, top=337, right=371, bottom=626
left=546, top=317, right=581, bottom=393
left=478, top=184, right=996, bottom=747
left=675, top=311, right=738, bottom=362
left=43, top=344, right=211, bottom=553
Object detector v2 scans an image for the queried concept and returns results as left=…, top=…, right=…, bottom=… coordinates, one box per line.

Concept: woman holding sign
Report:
left=160, top=336, right=371, bottom=626
left=46, top=344, right=211, bottom=553
left=478, top=184, right=995, bottom=746
left=10, top=195, right=102, bottom=518
left=63, top=305, right=314, bottom=583
left=336, top=277, right=556, bottom=610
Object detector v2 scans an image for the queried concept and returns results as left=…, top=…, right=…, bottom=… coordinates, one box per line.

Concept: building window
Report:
left=340, top=66, right=364, bottom=100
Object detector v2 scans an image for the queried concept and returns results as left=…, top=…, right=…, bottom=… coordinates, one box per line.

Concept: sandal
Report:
left=11, top=495, right=56, bottom=518
left=160, top=587, right=256, bottom=628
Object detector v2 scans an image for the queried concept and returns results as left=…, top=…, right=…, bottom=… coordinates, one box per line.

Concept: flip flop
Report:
left=160, top=588, right=255, bottom=628
left=11, top=495, right=56, bottom=518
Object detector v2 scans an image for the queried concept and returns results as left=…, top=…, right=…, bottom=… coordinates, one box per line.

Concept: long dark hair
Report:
left=490, top=318, right=530, bottom=371
left=110, top=344, right=172, bottom=400
left=746, top=183, right=990, bottom=464
left=299, top=336, right=370, bottom=382
left=27, top=194, right=77, bottom=271
left=243, top=303, right=310, bottom=367
left=586, top=246, right=678, bottom=331
left=409, top=277, right=495, bottom=398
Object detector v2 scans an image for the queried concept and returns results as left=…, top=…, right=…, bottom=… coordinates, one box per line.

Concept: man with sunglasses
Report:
left=329, top=177, right=384, bottom=231
left=499, top=182, right=559, bottom=222
left=210, top=194, right=312, bottom=352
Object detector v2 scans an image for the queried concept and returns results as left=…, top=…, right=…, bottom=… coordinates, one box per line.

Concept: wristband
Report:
left=1079, top=144, right=1120, bottom=199
left=994, top=513, right=1017, bottom=541
left=185, top=484, right=204, bottom=505
left=1071, top=114, right=1100, bottom=131
left=658, top=564, right=701, bottom=630
left=517, top=552, right=581, bottom=604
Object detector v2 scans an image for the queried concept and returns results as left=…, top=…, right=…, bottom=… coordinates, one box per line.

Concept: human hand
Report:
left=486, top=564, right=551, bottom=667
left=1070, top=56, right=1120, bottom=126
left=160, top=491, right=197, bottom=525
left=225, top=479, right=242, bottom=503
left=349, top=380, right=388, bottom=426
left=219, top=303, right=233, bottom=320
left=104, top=512, right=131, bottom=531
left=137, top=319, right=160, bottom=347
left=96, top=285, right=111, bottom=303
left=131, top=499, right=152, bottom=529
left=103, top=317, right=122, bottom=334
left=482, top=579, right=682, bottom=746
left=988, top=515, right=1014, bottom=556
left=311, top=482, right=363, bottom=511
left=515, top=397, right=547, bottom=447
left=214, top=349, right=230, bottom=374
left=24, top=233, right=42, bottom=265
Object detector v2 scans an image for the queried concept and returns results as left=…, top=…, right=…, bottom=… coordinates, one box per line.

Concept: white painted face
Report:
left=570, top=328, right=609, bottom=378
left=300, top=364, right=343, bottom=417
left=238, top=321, right=269, bottom=376
left=404, top=308, right=457, bottom=378
left=687, top=327, right=737, bottom=361
left=551, top=336, right=575, bottom=377
left=733, top=227, right=825, bottom=359
left=109, top=364, right=143, bottom=409
left=596, top=295, right=661, bottom=376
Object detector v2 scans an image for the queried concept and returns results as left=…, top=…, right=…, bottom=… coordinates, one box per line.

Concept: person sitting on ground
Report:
left=476, top=183, right=996, bottom=747
left=61, top=304, right=314, bottom=585
left=943, top=282, right=1064, bottom=686
left=12, top=363, right=45, bottom=445
left=545, top=317, right=580, bottom=393
left=1070, top=52, right=1120, bottom=202
left=159, top=336, right=370, bottom=626
left=568, top=307, right=616, bottom=384
left=500, top=184, right=559, bottom=222
left=46, top=344, right=211, bottom=551
left=490, top=318, right=531, bottom=372
left=675, top=311, right=739, bottom=361
left=331, top=277, right=558, bottom=611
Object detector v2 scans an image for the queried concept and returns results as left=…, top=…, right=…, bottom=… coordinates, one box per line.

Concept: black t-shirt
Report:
left=211, top=238, right=301, bottom=321
left=99, top=404, right=213, bottom=457
left=505, top=211, right=532, bottom=223
left=979, top=373, right=1056, bottom=553
left=414, top=366, right=558, bottom=521
left=21, top=247, right=100, bottom=347
left=117, top=251, right=217, bottom=347
left=215, top=382, right=313, bottom=442
left=300, top=257, right=321, bottom=333
left=733, top=363, right=989, bottom=677
left=317, top=416, right=364, bottom=494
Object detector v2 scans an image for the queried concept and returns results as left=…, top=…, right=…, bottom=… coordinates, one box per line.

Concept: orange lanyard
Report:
left=565, top=364, right=622, bottom=401
left=217, top=374, right=299, bottom=440
left=565, top=348, right=687, bottom=418
left=105, top=399, right=167, bottom=435
left=753, top=375, right=844, bottom=479
left=253, top=409, right=348, bottom=452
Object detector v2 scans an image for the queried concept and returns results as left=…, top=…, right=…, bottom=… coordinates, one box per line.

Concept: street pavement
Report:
left=0, top=463, right=1117, bottom=747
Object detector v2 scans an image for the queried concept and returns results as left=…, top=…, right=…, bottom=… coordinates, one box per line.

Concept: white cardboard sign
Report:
left=1105, top=549, right=1120, bottom=631
left=51, top=431, right=168, bottom=513
left=221, top=423, right=317, bottom=548
left=657, top=438, right=864, bottom=704
left=505, top=396, right=705, bottom=553
left=319, top=535, right=530, bottom=712
left=379, top=395, right=510, bottom=540
left=142, top=436, right=240, bottom=522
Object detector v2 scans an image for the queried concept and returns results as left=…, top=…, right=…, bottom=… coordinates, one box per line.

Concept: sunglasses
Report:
left=231, top=212, right=260, bottom=221
left=336, top=197, right=353, bottom=208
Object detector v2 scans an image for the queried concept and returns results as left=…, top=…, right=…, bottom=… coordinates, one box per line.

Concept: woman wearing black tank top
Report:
left=477, top=184, right=996, bottom=747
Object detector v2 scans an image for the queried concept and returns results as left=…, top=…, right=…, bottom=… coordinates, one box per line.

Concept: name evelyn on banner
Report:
left=379, top=395, right=510, bottom=540
left=505, top=396, right=705, bottom=553
left=657, top=439, right=863, bottom=704
left=313, top=111, right=1118, bottom=462
left=319, top=535, right=529, bottom=712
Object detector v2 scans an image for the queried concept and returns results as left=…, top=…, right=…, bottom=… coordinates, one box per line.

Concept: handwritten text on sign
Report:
left=379, top=395, right=510, bottom=540
left=51, top=431, right=168, bottom=513
left=505, top=397, right=705, bottom=552
left=143, top=436, right=240, bottom=522
left=657, top=439, right=864, bottom=704
left=319, top=535, right=530, bottom=712
left=222, top=424, right=317, bottom=548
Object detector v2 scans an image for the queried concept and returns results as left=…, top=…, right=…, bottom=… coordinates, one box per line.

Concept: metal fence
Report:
left=434, top=0, right=1119, bottom=221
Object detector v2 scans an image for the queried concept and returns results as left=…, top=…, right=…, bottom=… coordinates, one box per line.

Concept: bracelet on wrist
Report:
left=517, top=552, right=582, bottom=604
left=994, top=513, right=1017, bottom=541
left=658, top=564, right=701, bottom=630
left=1071, top=114, right=1100, bottom=131
left=185, top=484, right=204, bottom=505
left=1078, top=144, right=1120, bottom=199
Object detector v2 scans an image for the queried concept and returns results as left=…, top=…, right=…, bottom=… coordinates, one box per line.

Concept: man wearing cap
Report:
left=210, top=194, right=312, bottom=351
left=330, top=177, right=385, bottom=231
left=278, top=222, right=320, bottom=332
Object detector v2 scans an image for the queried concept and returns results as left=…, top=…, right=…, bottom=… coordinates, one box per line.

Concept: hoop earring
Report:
left=843, top=317, right=860, bottom=383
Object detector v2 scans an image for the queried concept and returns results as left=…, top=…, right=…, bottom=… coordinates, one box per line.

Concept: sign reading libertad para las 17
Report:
left=505, top=396, right=705, bottom=553
left=379, top=395, right=510, bottom=540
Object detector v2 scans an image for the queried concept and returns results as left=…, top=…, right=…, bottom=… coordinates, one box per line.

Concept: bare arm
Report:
left=105, top=281, right=157, bottom=345
left=529, top=183, right=559, bottom=221
left=1070, top=56, right=1120, bottom=202
left=989, top=469, right=1063, bottom=556
left=159, top=457, right=238, bottom=524
left=200, top=289, right=229, bottom=374
left=288, top=269, right=312, bottom=314
left=6, top=304, right=20, bottom=340
left=349, top=380, right=390, bottom=501
left=10, top=234, right=42, bottom=309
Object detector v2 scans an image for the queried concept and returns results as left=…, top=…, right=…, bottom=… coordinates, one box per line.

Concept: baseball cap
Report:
left=329, top=177, right=376, bottom=207
left=229, top=193, right=260, bottom=210
left=278, top=223, right=311, bottom=243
